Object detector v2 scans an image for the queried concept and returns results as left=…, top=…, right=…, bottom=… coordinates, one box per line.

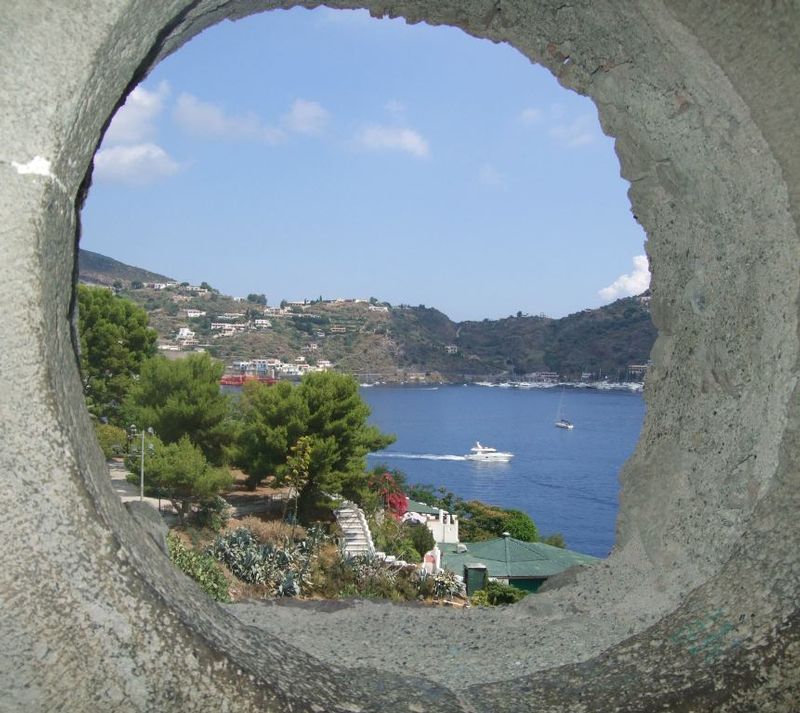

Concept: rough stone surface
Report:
left=1, top=1, right=799, bottom=710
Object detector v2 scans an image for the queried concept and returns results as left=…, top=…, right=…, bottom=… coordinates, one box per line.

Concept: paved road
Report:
left=108, top=462, right=179, bottom=524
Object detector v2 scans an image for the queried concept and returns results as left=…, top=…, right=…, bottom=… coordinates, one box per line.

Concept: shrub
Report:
left=192, top=496, right=232, bottom=532
left=167, top=532, right=230, bottom=602
left=484, top=579, right=528, bottom=605
left=541, top=532, right=566, bottom=548
left=502, top=510, right=539, bottom=542
left=371, top=518, right=421, bottom=563
left=469, top=589, right=490, bottom=607
left=407, top=523, right=435, bottom=560
left=331, top=554, right=412, bottom=600
left=367, top=470, right=408, bottom=518
left=459, top=501, right=539, bottom=542
left=430, top=569, right=464, bottom=600
left=94, top=423, right=128, bottom=459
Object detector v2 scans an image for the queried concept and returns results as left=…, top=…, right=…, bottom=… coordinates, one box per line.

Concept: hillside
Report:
left=77, top=249, right=655, bottom=382
left=78, top=248, right=174, bottom=287
left=389, top=299, right=655, bottom=379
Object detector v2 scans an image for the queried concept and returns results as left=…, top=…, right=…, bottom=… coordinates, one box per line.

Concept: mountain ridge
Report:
left=78, top=248, right=174, bottom=286
left=77, top=248, right=655, bottom=381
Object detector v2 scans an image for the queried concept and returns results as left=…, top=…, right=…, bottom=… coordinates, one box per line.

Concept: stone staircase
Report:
left=334, top=501, right=375, bottom=558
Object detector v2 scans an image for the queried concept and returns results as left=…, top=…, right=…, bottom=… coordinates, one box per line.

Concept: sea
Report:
left=361, top=384, right=646, bottom=558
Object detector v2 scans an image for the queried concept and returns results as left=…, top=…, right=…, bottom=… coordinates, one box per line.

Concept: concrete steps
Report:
left=333, top=501, right=375, bottom=558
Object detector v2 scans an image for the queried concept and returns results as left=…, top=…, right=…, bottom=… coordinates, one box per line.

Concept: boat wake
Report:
left=368, top=452, right=466, bottom=462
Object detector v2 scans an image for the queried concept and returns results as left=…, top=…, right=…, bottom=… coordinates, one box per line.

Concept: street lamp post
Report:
left=139, top=428, right=145, bottom=502
left=130, top=424, right=154, bottom=502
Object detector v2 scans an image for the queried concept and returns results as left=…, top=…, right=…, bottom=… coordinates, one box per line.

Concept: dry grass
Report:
left=234, top=515, right=307, bottom=545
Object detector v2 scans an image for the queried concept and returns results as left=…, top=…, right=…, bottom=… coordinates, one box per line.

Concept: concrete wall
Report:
left=1, top=1, right=799, bottom=710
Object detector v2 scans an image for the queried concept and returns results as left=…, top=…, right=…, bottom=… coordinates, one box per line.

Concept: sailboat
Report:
left=554, top=388, right=574, bottom=430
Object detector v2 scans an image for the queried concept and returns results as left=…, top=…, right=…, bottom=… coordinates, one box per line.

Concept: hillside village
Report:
left=79, top=248, right=655, bottom=384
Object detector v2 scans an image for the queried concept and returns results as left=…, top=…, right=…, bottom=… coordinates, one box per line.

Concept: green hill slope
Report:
left=77, top=249, right=655, bottom=382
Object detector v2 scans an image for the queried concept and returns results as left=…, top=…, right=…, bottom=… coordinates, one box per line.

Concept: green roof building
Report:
left=405, top=499, right=440, bottom=516
left=439, top=533, right=599, bottom=593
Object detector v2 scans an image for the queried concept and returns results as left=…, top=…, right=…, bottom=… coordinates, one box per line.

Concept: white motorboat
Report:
left=464, top=442, right=514, bottom=462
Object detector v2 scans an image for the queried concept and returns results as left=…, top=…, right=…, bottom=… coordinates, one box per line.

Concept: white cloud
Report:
left=548, top=114, right=598, bottom=148
left=104, top=81, right=170, bottom=145
left=520, top=105, right=600, bottom=148
left=94, top=143, right=180, bottom=185
left=355, top=125, right=429, bottom=158
left=599, top=255, right=651, bottom=301
left=519, top=107, right=542, bottom=125
left=173, top=93, right=285, bottom=143
left=478, top=163, right=506, bottom=188
left=282, top=99, right=329, bottom=135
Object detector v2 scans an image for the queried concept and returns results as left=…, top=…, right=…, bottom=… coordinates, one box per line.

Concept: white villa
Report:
left=404, top=500, right=459, bottom=544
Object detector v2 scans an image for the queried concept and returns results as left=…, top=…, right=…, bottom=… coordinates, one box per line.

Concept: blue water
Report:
left=362, top=385, right=645, bottom=557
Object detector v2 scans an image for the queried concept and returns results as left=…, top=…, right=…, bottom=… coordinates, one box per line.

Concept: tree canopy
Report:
left=236, top=371, right=395, bottom=519
left=135, top=436, right=232, bottom=522
left=77, top=285, right=157, bottom=423
left=123, top=352, right=233, bottom=464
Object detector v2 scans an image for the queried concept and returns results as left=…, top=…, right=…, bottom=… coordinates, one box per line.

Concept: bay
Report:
left=362, top=385, right=645, bottom=558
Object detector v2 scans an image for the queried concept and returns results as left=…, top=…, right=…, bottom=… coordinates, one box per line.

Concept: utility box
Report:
left=464, top=564, right=488, bottom=596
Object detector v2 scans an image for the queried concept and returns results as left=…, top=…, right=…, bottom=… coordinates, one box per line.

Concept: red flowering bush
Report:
left=368, top=472, right=408, bottom=519
left=385, top=491, right=408, bottom=519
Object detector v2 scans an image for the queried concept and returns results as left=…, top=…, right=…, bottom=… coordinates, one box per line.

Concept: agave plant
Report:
left=210, top=525, right=327, bottom=597
left=431, top=569, right=464, bottom=600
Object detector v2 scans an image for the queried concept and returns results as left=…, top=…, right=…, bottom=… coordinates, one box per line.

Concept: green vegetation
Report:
left=370, top=517, right=428, bottom=564
left=541, top=532, right=566, bottom=549
left=407, top=483, right=562, bottom=546
left=210, top=526, right=325, bottom=597
left=167, top=532, right=230, bottom=602
left=469, top=579, right=528, bottom=606
left=459, top=501, right=539, bottom=542
left=169, top=518, right=464, bottom=604
left=127, top=436, right=233, bottom=522
left=123, top=353, right=234, bottom=464
left=80, top=248, right=653, bottom=382
left=77, top=285, right=157, bottom=423
left=235, top=371, right=395, bottom=519
left=76, top=255, right=592, bottom=610
left=93, top=422, right=128, bottom=459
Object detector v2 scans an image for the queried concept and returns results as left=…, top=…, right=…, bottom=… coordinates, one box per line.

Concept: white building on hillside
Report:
left=404, top=500, right=459, bottom=544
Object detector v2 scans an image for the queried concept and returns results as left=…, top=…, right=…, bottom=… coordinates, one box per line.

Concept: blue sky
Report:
left=81, top=7, right=648, bottom=322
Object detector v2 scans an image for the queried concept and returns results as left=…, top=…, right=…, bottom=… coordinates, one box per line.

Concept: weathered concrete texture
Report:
left=1, top=1, right=799, bottom=710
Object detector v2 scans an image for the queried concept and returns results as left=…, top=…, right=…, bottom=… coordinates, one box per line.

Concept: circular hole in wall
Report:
left=76, top=7, right=655, bottom=685
left=36, top=1, right=796, bottom=708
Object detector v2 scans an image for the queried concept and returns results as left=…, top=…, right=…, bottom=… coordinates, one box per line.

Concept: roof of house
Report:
left=439, top=534, right=598, bottom=579
left=406, top=499, right=440, bottom=516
